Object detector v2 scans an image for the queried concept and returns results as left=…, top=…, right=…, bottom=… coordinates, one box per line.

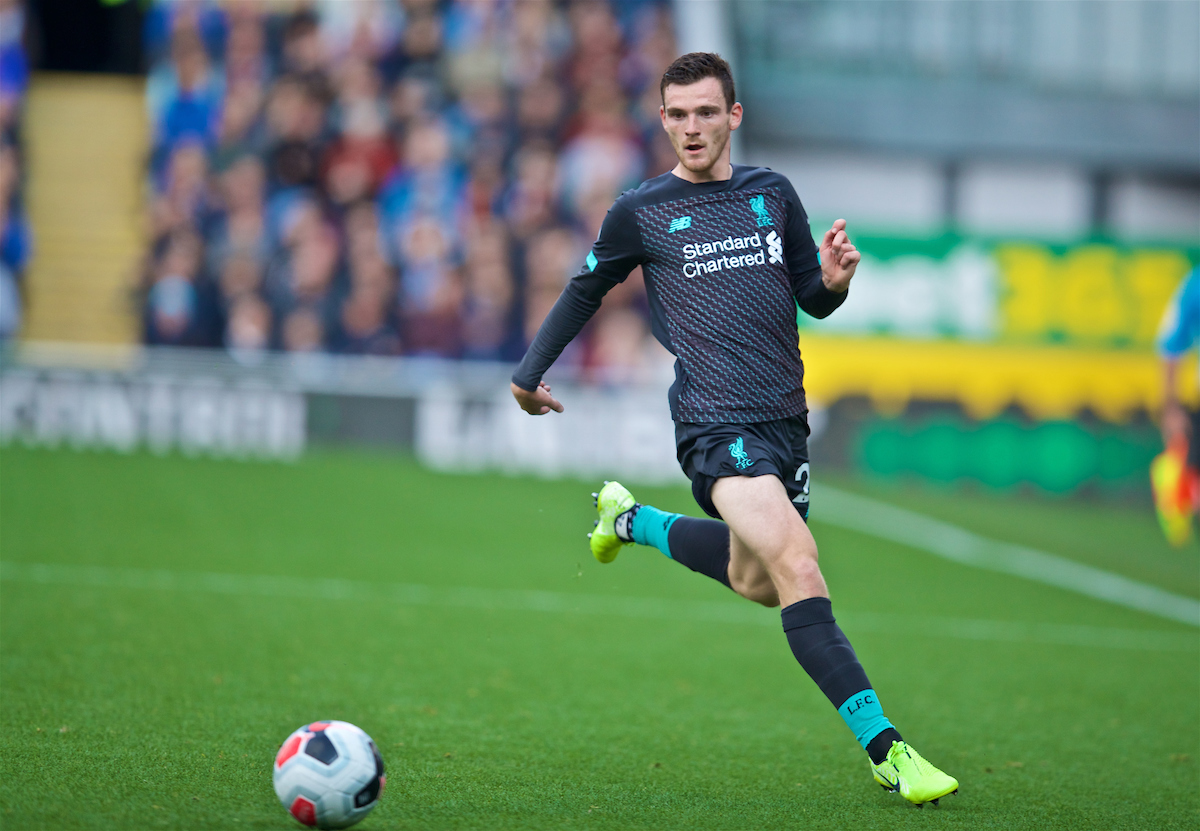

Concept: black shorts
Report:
left=675, top=415, right=811, bottom=522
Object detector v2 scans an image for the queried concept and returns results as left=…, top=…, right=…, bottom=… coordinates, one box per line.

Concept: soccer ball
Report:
left=273, top=720, right=386, bottom=829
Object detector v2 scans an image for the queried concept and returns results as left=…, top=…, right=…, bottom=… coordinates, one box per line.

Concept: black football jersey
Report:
left=513, top=165, right=847, bottom=423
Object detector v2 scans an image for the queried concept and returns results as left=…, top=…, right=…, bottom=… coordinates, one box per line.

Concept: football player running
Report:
left=511, top=52, right=958, bottom=808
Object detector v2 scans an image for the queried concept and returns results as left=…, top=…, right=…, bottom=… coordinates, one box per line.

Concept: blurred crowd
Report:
left=0, top=0, right=29, bottom=340
left=141, top=0, right=678, bottom=380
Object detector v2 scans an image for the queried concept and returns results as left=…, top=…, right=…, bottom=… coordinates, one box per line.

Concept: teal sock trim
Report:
left=631, top=505, right=681, bottom=558
left=837, top=689, right=894, bottom=750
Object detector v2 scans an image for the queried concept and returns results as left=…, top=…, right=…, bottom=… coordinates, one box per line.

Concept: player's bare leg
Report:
left=726, top=532, right=779, bottom=606
left=712, top=473, right=958, bottom=806
left=714, top=474, right=827, bottom=607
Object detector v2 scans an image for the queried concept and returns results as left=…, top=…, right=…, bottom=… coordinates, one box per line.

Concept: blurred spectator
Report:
left=515, top=75, right=566, bottom=144
left=151, top=139, right=212, bottom=238
left=523, top=225, right=584, bottom=366
left=319, top=0, right=404, bottom=66
left=226, top=293, right=272, bottom=358
left=505, top=0, right=570, bottom=87
left=336, top=283, right=401, bottom=355
left=0, top=0, right=29, bottom=341
left=148, top=28, right=224, bottom=159
left=461, top=220, right=518, bottom=360
left=264, top=212, right=341, bottom=344
left=0, top=256, right=18, bottom=340
left=379, top=117, right=462, bottom=236
left=463, top=144, right=506, bottom=223
left=395, top=213, right=462, bottom=357
left=590, top=304, right=652, bottom=382
left=391, top=6, right=443, bottom=77
left=218, top=252, right=262, bottom=305
left=144, top=228, right=218, bottom=346
left=143, top=0, right=227, bottom=67
left=322, top=59, right=396, bottom=206
left=208, top=154, right=267, bottom=269
left=387, top=72, right=438, bottom=131
left=558, top=80, right=642, bottom=216
left=223, top=9, right=268, bottom=89
left=503, top=140, right=559, bottom=239
left=281, top=305, right=326, bottom=352
left=0, top=141, right=30, bottom=283
left=138, top=0, right=677, bottom=376
left=280, top=10, right=329, bottom=81
left=216, top=80, right=265, bottom=153
left=0, top=0, right=29, bottom=141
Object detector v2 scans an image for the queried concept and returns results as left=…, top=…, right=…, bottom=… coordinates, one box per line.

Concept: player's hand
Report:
left=511, top=381, right=564, bottom=415
left=820, top=219, right=860, bottom=293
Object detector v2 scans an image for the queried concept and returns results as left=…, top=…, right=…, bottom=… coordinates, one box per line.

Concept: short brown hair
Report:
left=660, top=52, right=736, bottom=110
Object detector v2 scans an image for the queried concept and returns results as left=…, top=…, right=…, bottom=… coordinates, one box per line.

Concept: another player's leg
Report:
left=589, top=481, right=738, bottom=589
left=711, top=474, right=958, bottom=806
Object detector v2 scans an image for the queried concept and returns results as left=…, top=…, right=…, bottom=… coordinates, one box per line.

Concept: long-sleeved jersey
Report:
left=512, top=165, right=848, bottom=423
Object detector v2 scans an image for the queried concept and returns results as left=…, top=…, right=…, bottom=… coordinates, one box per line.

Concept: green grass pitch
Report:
left=1, top=445, right=1197, bottom=830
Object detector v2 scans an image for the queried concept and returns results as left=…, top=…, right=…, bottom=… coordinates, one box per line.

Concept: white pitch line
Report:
left=1, top=561, right=1195, bottom=653
left=816, top=486, right=1200, bottom=628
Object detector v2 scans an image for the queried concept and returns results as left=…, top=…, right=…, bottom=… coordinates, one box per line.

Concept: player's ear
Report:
left=659, top=104, right=667, bottom=129
left=729, top=102, right=743, bottom=131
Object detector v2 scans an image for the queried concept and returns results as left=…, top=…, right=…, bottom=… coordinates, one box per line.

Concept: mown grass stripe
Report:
left=2, top=560, right=1194, bottom=653
left=818, top=486, right=1200, bottom=628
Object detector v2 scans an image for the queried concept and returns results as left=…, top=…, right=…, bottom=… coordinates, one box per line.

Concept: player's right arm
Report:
left=511, top=199, right=645, bottom=415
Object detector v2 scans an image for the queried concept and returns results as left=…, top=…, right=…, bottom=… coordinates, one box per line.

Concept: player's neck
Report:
left=671, top=155, right=734, bottom=184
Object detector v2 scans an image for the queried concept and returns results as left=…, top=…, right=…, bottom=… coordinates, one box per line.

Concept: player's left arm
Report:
left=779, top=180, right=851, bottom=319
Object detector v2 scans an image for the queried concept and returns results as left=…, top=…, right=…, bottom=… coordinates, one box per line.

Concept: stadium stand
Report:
left=138, top=0, right=677, bottom=381
left=21, top=75, right=146, bottom=345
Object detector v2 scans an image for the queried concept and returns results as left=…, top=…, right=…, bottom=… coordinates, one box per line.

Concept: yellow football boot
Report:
left=588, top=481, right=636, bottom=563
left=871, top=741, right=959, bottom=807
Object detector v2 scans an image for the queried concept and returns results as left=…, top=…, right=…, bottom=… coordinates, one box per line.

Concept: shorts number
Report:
left=793, top=462, right=810, bottom=504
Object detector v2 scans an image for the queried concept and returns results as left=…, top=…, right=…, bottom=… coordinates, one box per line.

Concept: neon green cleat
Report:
left=588, top=481, right=636, bottom=564
left=871, top=741, right=959, bottom=807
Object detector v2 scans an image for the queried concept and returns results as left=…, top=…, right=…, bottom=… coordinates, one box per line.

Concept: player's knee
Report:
left=792, top=549, right=822, bottom=581
left=774, top=541, right=820, bottom=585
left=755, top=531, right=810, bottom=567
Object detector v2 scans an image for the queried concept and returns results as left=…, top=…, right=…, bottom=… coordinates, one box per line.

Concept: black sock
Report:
left=781, top=597, right=901, bottom=764
left=867, top=728, right=904, bottom=765
left=666, top=516, right=732, bottom=589
left=628, top=506, right=733, bottom=589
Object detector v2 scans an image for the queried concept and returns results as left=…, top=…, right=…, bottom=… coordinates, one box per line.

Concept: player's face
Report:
left=660, top=78, right=742, bottom=176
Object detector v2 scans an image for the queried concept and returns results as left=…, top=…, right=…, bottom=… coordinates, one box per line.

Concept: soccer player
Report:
left=510, top=52, right=958, bottom=807
left=1158, top=266, right=1200, bottom=468
left=1152, top=266, right=1200, bottom=543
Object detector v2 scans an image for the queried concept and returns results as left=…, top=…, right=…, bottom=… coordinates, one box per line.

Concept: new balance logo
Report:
left=766, top=231, right=783, bottom=265
left=750, top=195, right=773, bottom=227
left=668, top=216, right=692, bottom=233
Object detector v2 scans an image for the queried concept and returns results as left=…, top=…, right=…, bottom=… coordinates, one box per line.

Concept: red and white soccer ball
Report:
left=273, top=720, right=386, bottom=829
